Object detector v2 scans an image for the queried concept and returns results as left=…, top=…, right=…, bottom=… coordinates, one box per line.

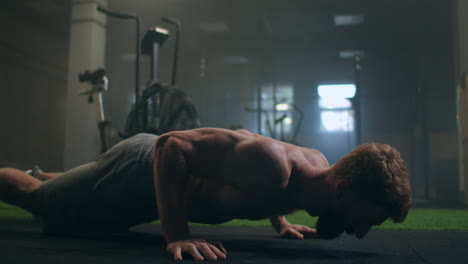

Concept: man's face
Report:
left=315, top=201, right=388, bottom=240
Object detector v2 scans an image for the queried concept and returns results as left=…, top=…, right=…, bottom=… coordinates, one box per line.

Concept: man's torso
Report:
left=159, top=128, right=329, bottom=224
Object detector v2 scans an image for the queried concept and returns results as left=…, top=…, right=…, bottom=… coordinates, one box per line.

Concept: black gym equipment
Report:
left=121, top=23, right=200, bottom=137
left=79, top=6, right=200, bottom=153
left=141, top=27, right=169, bottom=83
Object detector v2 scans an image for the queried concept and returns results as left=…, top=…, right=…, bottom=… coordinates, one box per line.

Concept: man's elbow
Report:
left=153, top=135, right=191, bottom=183
left=155, top=133, right=174, bottom=151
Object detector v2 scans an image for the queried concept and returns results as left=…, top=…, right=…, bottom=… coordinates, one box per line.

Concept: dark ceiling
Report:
left=4, top=0, right=453, bottom=62
left=104, top=0, right=452, bottom=61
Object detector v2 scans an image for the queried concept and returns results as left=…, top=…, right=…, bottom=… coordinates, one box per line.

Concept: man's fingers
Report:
left=280, top=228, right=304, bottom=239
left=292, top=230, right=304, bottom=239
left=289, top=225, right=318, bottom=238
left=208, top=244, right=227, bottom=259
left=198, top=243, right=218, bottom=261
left=300, top=227, right=318, bottom=237
left=213, top=241, right=227, bottom=255
left=212, top=241, right=227, bottom=256
left=279, top=228, right=290, bottom=237
left=172, top=247, right=183, bottom=261
left=186, top=244, right=204, bottom=261
left=167, top=239, right=228, bottom=261
left=293, top=225, right=313, bottom=232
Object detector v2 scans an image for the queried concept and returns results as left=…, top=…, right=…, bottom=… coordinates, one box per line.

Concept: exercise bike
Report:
left=78, top=6, right=199, bottom=154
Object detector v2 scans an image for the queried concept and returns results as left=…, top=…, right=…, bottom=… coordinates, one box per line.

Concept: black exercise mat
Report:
left=0, top=218, right=467, bottom=263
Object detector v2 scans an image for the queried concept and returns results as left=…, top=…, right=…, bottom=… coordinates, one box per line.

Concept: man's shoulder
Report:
left=300, top=148, right=330, bottom=168
left=234, top=137, right=287, bottom=160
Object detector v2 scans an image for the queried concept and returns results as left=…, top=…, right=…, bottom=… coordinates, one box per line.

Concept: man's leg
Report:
left=0, top=168, right=42, bottom=214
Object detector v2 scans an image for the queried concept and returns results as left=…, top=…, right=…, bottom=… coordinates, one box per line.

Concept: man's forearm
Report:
left=269, top=215, right=290, bottom=233
left=153, top=136, right=191, bottom=242
left=156, top=184, right=191, bottom=242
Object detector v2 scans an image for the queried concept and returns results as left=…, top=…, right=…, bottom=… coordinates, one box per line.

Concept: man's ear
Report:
left=336, top=180, right=352, bottom=200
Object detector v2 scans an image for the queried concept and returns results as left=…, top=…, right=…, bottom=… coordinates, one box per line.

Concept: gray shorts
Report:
left=36, top=133, right=159, bottom=235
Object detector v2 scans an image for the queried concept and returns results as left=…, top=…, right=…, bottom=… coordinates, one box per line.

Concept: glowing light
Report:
left=321, top=110, right=354, bottom=132
left=334, top=14, right=365, bottom=26
left=317, top=84, right=356, bottom=99
left=284, top=117, right=293, bottom=125
left=319, top=97, right=352, bottom=109
left=275, top=103, right=289, bottom=111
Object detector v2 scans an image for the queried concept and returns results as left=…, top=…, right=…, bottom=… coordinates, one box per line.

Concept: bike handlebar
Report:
left=97, top=5, right=137, bottom=19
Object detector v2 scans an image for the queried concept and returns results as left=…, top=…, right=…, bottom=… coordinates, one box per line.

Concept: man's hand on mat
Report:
left=167, top=238, right=227, bottom=261
left=279, top=224, right=318, bottom=239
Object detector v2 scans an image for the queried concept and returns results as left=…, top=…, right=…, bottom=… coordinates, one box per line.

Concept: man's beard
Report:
left=316, top=210, right=346, bottom=239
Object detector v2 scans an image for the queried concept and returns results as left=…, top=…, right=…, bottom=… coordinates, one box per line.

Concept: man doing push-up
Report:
left=0, top=127, right=412, bottom=261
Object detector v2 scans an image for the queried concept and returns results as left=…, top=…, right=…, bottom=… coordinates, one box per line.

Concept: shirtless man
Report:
left=0, top=128, right=412, bottom=261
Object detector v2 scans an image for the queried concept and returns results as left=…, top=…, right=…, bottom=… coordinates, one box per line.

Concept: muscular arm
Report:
left=153, top=134, right=227, bottom=261
left=268, top=149, right=323, bottom=240
left=153, top=135, right=191, bottom=242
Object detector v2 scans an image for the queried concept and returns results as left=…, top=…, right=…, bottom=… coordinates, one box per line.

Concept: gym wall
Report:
left=0, top=1, right=71, bottom=172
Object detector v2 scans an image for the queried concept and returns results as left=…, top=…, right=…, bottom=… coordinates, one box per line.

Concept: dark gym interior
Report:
left=0, top=0, right=467, bottom=263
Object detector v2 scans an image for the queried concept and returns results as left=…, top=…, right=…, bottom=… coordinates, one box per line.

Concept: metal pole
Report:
left=161, top=17, right=181, bottom=86
left=96, top=5, right=141, bottom=130
left=135, top=17, right=141, bottom=131
left=354, top=51, right=362, bottom=146
left=151, top=42, right=160, bottom=82
left=272, top=82, right=277, bottom=139
left=257, top=85, right=262, bottom=134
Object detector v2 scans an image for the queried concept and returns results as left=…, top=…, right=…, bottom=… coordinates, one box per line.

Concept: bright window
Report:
left=261, top=83, right=294, bottom=137
left=318, top=84, right=355, bottom=132
left=321, top=110, right=354, bottom=132
left=319, top=97, right=352, bottom=109
left=317, top=84, right=356, bottom=98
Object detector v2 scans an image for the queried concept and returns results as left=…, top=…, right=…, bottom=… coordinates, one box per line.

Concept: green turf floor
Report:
left=1, top=201, right=467, bottom=231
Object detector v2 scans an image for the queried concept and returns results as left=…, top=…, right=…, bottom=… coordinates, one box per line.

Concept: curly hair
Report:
left=331, top=143, right=412, bottom=223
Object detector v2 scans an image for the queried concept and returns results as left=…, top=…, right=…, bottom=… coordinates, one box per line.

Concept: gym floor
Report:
left=1, top=218, right=467, bottom=264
